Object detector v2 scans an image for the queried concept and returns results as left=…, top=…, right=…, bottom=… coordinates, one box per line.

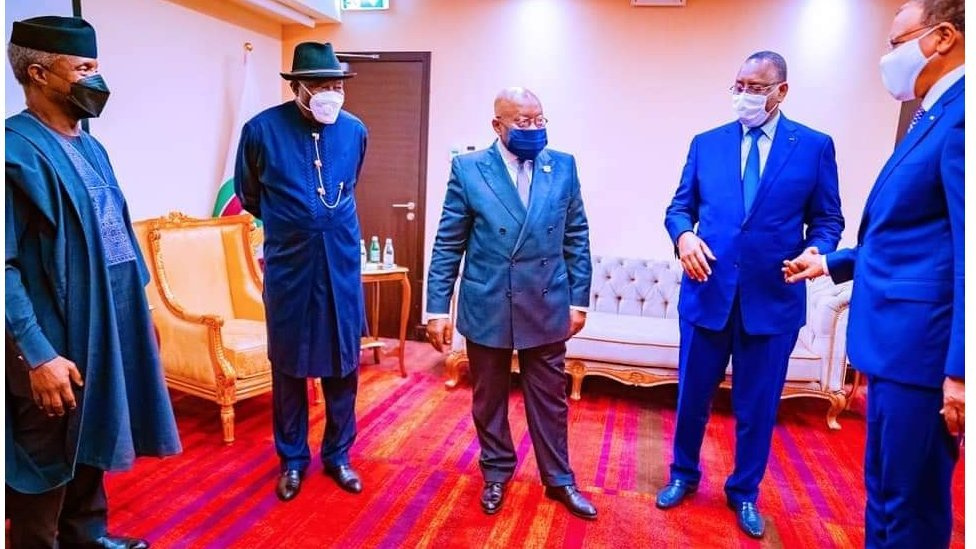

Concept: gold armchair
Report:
left=133, top=212, right=270, bottom=444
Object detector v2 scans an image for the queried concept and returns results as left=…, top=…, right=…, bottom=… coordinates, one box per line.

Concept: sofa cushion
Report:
left=783, top=327, right=820, bottom=381
left=222, top=319, right=271, bottom=380
left=567, top=311, right=823, bottom=382
left=566, top=312, right=680, bottom=368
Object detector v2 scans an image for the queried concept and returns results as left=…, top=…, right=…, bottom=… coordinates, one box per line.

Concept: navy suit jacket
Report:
left=665, top=115, right=844, bottom=335
left=827, top=78, right=964, bottom=388
left=426, top=144, right=592, bottom=350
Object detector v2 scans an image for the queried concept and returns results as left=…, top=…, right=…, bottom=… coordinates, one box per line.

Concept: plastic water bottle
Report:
left=360, top=239, right=367, bottom=269
left=383, top=238, right=395, bottom=268
left=369, top=236, right=381, bottom=263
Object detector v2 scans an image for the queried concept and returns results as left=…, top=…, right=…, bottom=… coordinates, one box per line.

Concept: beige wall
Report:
left=285, top=0, right=905, bottom=265
left=74, top=0, right=907, bottom=283
left=81, top=0, right=284, bottom=219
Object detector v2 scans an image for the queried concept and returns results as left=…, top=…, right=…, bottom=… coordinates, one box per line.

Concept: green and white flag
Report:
left=213, top=43, right=262, bottom=221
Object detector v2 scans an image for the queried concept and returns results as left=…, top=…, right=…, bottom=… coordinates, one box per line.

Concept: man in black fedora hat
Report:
left=5, top=15, right=182, bottom=548
left=235, top=41, right=368, bottom=502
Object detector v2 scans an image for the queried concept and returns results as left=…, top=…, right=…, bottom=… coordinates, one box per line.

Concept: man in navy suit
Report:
left=785, top=1, right=964, bottom=546
left=659, top=51, right=844, bottom=538
left=426, top=88, right=596, bottom=519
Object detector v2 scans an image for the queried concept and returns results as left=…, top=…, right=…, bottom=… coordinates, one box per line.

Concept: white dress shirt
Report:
left=922, top=65, right=965, bottom=110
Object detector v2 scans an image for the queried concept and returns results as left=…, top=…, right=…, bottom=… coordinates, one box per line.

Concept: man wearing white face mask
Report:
left=784, top=1, right=964, bottom=546
left=661, top=51, right=843, bottom=539
left=235, top=42, right=368, bottom=502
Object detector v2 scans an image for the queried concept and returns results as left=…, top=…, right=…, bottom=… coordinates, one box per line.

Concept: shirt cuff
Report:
left=426, top=313, right=451, bottom=320
left=570, top=306, right=589, bottom=313
left=16, top=327, right=59, bottom=369
left=821, top=255, right=830, bottom=276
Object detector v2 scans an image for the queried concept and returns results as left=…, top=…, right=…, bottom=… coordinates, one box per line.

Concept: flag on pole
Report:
left=213, top=42, right=262, bottom=219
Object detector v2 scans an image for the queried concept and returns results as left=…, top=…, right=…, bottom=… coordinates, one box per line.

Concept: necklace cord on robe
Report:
left=311, top=131, right=344, bottom=209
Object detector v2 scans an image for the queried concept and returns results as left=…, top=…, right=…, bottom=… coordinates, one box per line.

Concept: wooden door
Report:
left=342, top=52, right=430, bottom=340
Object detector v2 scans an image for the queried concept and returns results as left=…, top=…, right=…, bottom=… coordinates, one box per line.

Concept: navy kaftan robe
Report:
left=234, top=102, right=367, bottom=379
left=5, top=112, right=181, bottom=494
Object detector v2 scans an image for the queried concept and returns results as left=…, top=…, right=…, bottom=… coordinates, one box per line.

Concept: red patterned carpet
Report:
left=102, top=340, right=964, bottom=548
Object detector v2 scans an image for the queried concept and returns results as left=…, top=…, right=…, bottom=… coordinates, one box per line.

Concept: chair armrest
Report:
left=153, top=310, right=236, bottom=387
left=448, top=280, right=467, bottom=352
left=148, top=228, right=238, bottom=385
left=805, top=278, right=852, bottom=392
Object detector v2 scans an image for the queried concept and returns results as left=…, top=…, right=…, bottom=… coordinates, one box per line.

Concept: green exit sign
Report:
left=342, top=0, right=388, bottom=9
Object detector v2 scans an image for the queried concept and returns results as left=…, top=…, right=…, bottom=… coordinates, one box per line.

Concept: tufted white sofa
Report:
left=445, top=255, right=854, bottom=430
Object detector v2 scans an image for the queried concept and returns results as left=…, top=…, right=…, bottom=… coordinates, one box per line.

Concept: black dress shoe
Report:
left=728, top=499, right=765, bottom=538
left=63, top=536, right=150, bottom=549
left=481, top=481, right=506, bottom=515
left=655, top=479, right=698, bottom=510
left=276, top=469, right=303, bottom=501
left=544, top=485, right=597, bottom=520
left=324, top=464, right=363, bottom=494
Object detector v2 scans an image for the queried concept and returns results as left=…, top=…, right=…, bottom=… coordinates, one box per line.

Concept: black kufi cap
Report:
left=10, top=16, right=97, bottom=58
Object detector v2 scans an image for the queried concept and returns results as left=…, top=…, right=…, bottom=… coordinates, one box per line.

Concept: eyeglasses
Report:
left=729, top=82, right=782, bottom=95
left=887, top=24, right=936, bottom=49
left=498, top=115, right=548, bottom=129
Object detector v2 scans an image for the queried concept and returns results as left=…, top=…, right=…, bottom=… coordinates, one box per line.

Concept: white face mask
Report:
left=880, top=27, right=938, bottom=101
left=732, top=88, right=776, bottom=128
left=300, top=85, right=344, bottom=124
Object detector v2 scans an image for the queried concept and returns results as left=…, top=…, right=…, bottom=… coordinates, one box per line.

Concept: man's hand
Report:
left=677, top=232, right=716, bottom=282
left=942, top=376, right=965, bottom=437
left=782, top=247, right=824, bottom=284
left=568, top=309, right=587, bottom=338
left=29, top=356, right=84, bottom=417
left=426, top=318, right=454, bottom=353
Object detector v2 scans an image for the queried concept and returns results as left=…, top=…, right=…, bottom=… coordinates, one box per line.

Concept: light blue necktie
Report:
left=516, top=160, right=531, bottom=207
left=742, top=126, right=764, bottom=214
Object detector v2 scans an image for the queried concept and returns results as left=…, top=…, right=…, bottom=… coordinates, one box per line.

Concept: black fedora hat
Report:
left=280, top=42, right=355, bottom=80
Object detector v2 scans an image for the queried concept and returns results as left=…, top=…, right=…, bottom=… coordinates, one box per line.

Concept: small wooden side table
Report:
left=361, top=266, right=411, bottom=377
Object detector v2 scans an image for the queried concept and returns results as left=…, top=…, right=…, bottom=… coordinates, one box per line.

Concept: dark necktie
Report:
left=742, top=126, right=764, bottom=214
left=907, top=106, right=927, bottom=133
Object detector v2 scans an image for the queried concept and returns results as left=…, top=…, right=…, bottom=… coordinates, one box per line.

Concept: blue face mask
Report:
left=505, top=127, right=547, bottom=161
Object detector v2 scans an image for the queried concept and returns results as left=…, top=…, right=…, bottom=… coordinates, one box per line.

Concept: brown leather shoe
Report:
left=545, top=485, right=597, bottom=520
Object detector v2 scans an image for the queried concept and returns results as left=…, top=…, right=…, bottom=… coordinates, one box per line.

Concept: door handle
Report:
left=392, top=201, right=416, bottom=211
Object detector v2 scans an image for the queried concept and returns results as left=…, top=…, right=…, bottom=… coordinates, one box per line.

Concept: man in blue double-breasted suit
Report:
left=786, top=1, right=964, bottom=546
left=659, top=51, right=844, bottom=538
left=426, top=87, right=596, bottom=520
